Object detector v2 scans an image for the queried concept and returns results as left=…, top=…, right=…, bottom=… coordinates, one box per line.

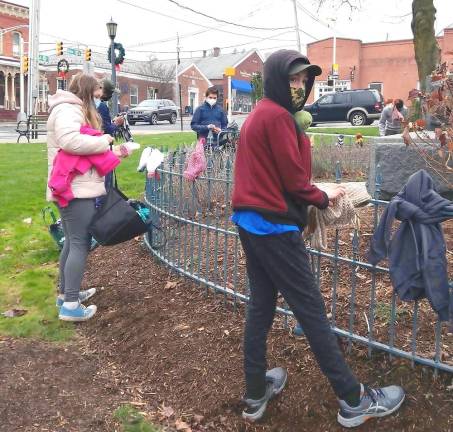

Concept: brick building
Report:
left=306, top=26, right=453, bottom=103
left=0, top=0, right=29, bottom=120
left=44, top=60, right=211, bottom=114
left=173, top=48, right=264, bottom=113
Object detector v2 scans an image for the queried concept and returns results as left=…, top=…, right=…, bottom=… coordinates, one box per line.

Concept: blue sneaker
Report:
left=338, top=383, right=405, bottom=428
left=56, top=288, right=96, bottom=308
left=59, top=302, right=97, bottom=322
left=242, top=367, right=288, bottom=422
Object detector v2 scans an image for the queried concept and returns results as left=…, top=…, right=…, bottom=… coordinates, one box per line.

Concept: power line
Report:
left=127, top=30, right=296, bottom=54
left=166, top=0, right=293, bottom=31
left=116, top=0, right=270, bottom=39
left=127, top=0, right=277, bottom=48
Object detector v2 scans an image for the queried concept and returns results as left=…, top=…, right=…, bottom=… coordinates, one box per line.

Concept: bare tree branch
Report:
left=138, top=56, right=176, bottom=100
left=313, top=0, right=362, bottom=13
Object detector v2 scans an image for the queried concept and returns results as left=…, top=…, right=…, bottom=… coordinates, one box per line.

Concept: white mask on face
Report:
left=206, top=98, right=216, bottom=107
left=94, top=98, right=101, bottom=108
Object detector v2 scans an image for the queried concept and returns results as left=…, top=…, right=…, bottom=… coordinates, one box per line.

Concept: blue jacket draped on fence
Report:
left=369, top=169, right=453, bottom=322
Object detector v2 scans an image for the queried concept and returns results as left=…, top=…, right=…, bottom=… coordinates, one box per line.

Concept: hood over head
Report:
left=48, top=90, right=82, bottom=113
left=263, top=49, right=321, bottom=113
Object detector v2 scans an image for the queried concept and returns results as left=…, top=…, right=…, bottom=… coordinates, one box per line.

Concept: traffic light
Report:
left=350, top=68, right=355, bottom=82
left=22, top=55, right=29, bottom=74
left=84, top=48, right=92, bottom=61
left=56, top=41, right=63, bottom=56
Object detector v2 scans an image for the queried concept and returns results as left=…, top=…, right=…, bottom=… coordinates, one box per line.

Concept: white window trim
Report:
left=368, top=82, right=383, bottom=94
left=56, top=77, right=67, bottom=91
left=12, top=31, right=21, bottom=57
left=0, top=29, right=3, bottom=55
left=130, top=85, right=139, bottom=107
left=147, top=86, right=155, bottom=100
left=188, top=87, right=199, bottom=110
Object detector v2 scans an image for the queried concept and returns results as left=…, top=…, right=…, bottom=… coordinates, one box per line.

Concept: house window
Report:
left=130, top=85, right=138, bottom=106
left=147, top=86, right=155, bottom=99
left=57, top=78, right=67, bottom=91
left=369, top=82, right=383, bottom=94
left=12, top=32, right=21, bottom=57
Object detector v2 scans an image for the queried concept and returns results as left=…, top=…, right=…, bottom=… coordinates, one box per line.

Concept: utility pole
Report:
left=332, top=34, right=336, bottom=92
left=19, top=34, right=26, bottom=121
left=176, top=33, right=183, bottom=131
left=292, top=0, right=302, bottom=52
left=27, top=0, right=40, bottom=116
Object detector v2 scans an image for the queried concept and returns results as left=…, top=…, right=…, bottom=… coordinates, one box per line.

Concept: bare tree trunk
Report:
left=411, top=0, right=440, bottom=91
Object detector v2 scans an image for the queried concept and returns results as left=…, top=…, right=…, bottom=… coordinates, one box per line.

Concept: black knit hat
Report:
left=101, top=79, right=118, bottom=101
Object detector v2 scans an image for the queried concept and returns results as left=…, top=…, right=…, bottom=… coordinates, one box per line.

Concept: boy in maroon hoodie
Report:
left=232, top=50, right=405, bottom=427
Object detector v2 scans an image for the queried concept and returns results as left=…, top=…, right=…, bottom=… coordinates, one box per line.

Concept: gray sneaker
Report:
left=242, top=367, right=288, bottom=422
left=338, top=383, right=405, bottom=428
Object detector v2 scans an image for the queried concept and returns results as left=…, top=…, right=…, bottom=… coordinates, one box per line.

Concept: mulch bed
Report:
left=79, top=239, right=453, bottom=432
left=0, top=336, right=125, bottom=432
left=2, top=216, right=453, bottom=431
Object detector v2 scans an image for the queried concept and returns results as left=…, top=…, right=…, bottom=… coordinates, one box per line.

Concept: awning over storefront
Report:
left=231, top=79, right=252, bottom=93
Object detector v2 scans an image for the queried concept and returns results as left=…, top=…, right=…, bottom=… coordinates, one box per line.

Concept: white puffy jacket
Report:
left=46, top=90, right=111, bottom=202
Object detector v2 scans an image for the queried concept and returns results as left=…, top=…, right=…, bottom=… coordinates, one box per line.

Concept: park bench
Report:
left=16, top=114, right=48, bottom=143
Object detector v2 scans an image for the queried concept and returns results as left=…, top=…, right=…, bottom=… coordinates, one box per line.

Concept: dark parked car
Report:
left=127, top=99, right=178, bottom=125
left=305, top=89, right=384, bottom=126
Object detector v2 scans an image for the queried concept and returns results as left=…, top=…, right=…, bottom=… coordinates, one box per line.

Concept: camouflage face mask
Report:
left=290, top=87, right=305, bottom=109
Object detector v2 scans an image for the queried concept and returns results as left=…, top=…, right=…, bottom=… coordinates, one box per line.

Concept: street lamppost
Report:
left=106, top=18, right=118, bottom=116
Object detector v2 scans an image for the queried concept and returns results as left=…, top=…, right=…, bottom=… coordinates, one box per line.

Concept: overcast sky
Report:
left=16, top=0, right=453, bottom=61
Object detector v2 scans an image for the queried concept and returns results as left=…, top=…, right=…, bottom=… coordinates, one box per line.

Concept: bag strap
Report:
left=112, top=169, right=119, bottom=189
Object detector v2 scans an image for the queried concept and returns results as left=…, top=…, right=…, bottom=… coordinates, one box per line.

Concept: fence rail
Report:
left=143, top=143, right=453, bottom=375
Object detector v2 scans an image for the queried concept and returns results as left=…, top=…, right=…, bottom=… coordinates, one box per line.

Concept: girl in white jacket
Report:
left=47, top=73, right=113, bottom=321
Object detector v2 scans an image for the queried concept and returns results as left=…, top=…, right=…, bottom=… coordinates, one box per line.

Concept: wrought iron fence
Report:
left=143, top=144, right=453, bottom=375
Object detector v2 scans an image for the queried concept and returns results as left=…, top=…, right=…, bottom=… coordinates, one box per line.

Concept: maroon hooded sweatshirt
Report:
left=232, top=50, right=328, bottom=228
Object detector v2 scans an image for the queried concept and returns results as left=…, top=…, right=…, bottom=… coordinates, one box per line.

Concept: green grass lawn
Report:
left=133, top=131, right=197, bottom=150
left=0, top=132, right=194, bottom=341
left=307, top=126, right=379, bottom=137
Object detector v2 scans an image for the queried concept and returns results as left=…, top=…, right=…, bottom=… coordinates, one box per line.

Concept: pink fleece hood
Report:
left=48, top=90, right=83, bottom=113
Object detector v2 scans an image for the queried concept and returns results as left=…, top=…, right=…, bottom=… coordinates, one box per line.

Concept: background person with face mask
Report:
left=190, top=87, right=228, bottom=143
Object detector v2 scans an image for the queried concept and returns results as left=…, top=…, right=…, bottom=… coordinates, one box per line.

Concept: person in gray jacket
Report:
left=378, top=98, right=408, bottom=136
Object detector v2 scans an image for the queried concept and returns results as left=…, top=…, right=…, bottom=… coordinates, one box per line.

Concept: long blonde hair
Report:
left=69, top=73, right=102, bottom=130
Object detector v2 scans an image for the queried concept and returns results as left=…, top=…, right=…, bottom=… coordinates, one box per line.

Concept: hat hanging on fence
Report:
left=146, top=149, right=164, bottom=178
left=316, top=182, right=371, bottom=207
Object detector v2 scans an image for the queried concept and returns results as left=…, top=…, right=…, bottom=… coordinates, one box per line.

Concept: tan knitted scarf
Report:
left=305, top=182, right=371, bottom=250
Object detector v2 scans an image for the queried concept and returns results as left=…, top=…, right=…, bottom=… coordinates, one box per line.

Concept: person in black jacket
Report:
left=95, top=79, right=123, bottom=190
left=95, top=79, right=123, bottom=136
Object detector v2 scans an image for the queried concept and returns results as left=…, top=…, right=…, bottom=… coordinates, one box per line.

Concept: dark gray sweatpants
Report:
left=238, top=228, right=360, bottom=400
left=58, top=198, right=97, bottom=302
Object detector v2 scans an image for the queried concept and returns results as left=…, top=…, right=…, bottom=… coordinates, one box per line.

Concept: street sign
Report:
left=224, top=67, right=235, bottom=77
left=38, top=54, right=49, bottom=63
left=67, top=48, right=82, bottom=57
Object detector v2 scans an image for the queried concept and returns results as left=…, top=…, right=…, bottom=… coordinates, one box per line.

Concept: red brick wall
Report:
left=0, top=10, right=29, bottom=57
left=46, top=69, right=162, bottom=110
left=306, top=32, right=453, bottom=104
left=178, top=65, right=210, bottom=109
left=215, top=51, right=264, bottom=109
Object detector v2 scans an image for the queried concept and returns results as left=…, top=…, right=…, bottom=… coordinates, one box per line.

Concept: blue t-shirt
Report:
left=231, top=210, right=299, bottom=235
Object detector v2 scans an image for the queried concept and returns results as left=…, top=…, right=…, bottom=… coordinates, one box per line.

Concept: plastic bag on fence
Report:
left=184, top=138, right=207, bottom=181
